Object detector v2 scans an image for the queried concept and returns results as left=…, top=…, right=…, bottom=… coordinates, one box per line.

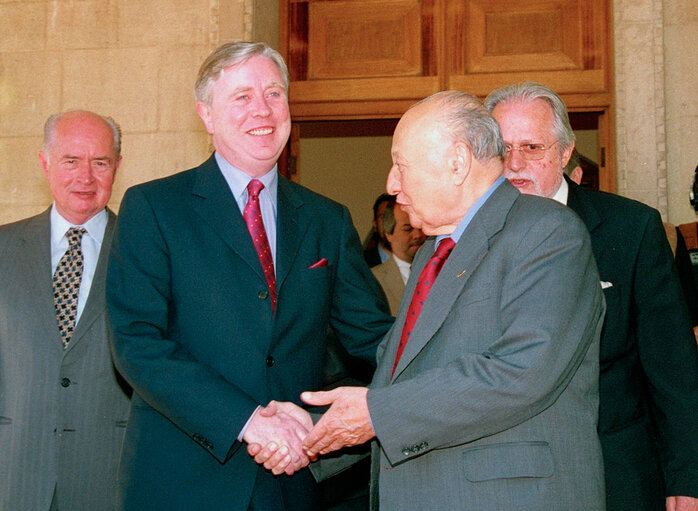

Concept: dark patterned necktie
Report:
left=53, top=227, right=86, bottom=347
left=243, top=179, right=277, bottom=312
left=392, top=237, right=455, bottom=376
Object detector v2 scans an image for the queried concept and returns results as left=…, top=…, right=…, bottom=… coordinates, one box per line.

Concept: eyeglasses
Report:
left=504, top=140, right=559, bottom=161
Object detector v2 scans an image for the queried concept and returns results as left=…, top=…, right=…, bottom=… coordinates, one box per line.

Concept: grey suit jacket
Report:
left=0, top=208, right=131, bottom=511
left=367, top=181, right=607, bottom=511
left=372, top=256, right=406, bottom=316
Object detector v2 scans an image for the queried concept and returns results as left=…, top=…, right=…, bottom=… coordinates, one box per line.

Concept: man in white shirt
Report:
left=372, top=198, right=426, bottom=315
left=0, top=110, right=131, bottom=511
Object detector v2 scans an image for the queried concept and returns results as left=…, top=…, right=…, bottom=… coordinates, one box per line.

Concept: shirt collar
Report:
left=551, top=177, right=569, bottom=205
left=436, top=175, right=506, bottom=247
left=214, top=152, right=278, bottom=206
left=50, top=205, right=108, bottom=245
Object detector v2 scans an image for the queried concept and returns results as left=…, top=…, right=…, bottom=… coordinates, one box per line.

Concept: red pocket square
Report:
left=309, top=258, right=328, bottom=268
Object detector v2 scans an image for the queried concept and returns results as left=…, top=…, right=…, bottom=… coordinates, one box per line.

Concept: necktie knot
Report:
left=434, top=238, right=455, bottom=260
left=66, top=227, right=86, bottom=247
left=247, top=179, right=264, bottom=200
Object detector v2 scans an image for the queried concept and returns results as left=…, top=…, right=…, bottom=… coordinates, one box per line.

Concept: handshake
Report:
left=243, top=386, right=376, bottom=476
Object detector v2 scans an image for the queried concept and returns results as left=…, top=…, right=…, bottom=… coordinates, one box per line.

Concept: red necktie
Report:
left=392, top=237, right=455, bottom=376
left=243, top=179, right=277, bottom=312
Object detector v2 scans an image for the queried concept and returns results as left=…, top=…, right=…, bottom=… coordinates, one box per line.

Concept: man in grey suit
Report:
left=371, top=198, right=426, bottom=315
left=0, top=110, right=131, bottom=510
left=296, top=91, right=607, bottom=510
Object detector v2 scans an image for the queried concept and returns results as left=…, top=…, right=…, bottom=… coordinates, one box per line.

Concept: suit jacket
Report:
left=0, top=208, right=131, bottom=511
left=566, top=177, right=698, bottom=510
left=106, top=155, right=393, bottom=511
left=366, top=181, right=607, bottom=511
left=371, top=256, right=406, bottom=315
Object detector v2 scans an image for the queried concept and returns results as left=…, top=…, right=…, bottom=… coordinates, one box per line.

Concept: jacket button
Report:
left=258, top=290, right=269, bottom=300
left=401, top=448, right=411, bottom=456
left=266, top=355, right=274, bottom=367
left=60, top=377, right=71, bottom=388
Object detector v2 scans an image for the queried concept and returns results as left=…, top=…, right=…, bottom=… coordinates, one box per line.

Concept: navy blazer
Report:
left=566, top=177, right=698, bottom=510
left=107, top=155, right=393, bottom=511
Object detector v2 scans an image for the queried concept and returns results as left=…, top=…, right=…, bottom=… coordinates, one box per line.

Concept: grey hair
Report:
left=195, top=41, right=290, bottom=104
left=43, top=110, right=122, bottom=160
left=484, top=81, right=575, bottom=154
left=413, top=90, right=505, bottom=161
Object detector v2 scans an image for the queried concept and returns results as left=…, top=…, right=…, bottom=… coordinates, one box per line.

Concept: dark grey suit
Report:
left=0, top=208, right=131, bottom=511
left=367, top=181, right=607, bottom=510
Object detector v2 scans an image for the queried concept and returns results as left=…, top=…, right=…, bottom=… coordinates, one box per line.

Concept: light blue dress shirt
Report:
left=50, top=206, right=108, bottom=322
left=215, top=152, right=278, bottom=268
left=435, top=175, right=506, bottom=249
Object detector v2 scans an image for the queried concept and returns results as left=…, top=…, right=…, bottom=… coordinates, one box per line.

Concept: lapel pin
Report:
left=457, top=270, right=467, bottom=278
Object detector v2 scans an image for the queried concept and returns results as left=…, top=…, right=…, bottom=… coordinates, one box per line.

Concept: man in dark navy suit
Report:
left=107, top=41, right=392, bottom=511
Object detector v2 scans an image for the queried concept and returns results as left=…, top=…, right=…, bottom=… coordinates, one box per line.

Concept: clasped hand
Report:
left=243, top=401, right=314, bottom=476
left=246, top=387, right=375, bottom=476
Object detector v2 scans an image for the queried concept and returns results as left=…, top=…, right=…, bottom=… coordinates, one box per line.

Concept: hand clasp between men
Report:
left=245, top=387, right=375, bottom=476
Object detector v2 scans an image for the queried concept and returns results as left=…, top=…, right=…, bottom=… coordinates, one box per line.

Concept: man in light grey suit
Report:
left=0, top=110, right=131, bottom=511
left=371, top=198, right=425, bottom=315
left=297, top=91, right=607, bottom=510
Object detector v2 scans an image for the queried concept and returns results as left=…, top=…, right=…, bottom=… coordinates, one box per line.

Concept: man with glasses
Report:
left=485, top=81, right=698, bottom=511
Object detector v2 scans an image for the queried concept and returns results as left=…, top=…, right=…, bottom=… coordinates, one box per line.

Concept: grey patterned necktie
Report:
left=53, top=227, right=86, bottom=347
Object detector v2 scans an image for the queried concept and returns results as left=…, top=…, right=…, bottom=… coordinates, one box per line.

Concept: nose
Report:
left=252, top=94, right=272, bottom=117
left=386, top=165, right=400, bottom=195
left=506, top=148, right=526, bottom=173
left=76, top=161, right=95, bottom=183
left=412, top=228, right=426, bottom=243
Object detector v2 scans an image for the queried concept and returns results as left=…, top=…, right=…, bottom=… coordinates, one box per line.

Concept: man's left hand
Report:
left=300, top=386, right=375, bottom=457
left=667, top=496, right=698, bottom=511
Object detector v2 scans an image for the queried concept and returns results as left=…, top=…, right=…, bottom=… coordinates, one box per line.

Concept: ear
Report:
left=570, top=166, right=583, bottom=185
left=196, top=101, right=215, bottom=135
left=560, top=141, right=575, bottom=169
left=38, top=151, right=49, bottom=179
left=450, top=142, right=472, bottom=186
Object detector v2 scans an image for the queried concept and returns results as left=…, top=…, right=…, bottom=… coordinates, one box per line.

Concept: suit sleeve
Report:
left=367, top=209, right=605, bottom=465
left=106, top=186, right=257, bottom=463
left=634, top=210, right=698, bottom=496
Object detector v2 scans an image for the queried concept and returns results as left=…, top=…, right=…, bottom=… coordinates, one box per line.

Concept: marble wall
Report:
left=614, top=0, right=698, bottom=224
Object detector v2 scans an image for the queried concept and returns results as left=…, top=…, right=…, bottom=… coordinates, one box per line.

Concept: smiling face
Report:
left=492, top=98, right=572, bottom=198
left=196, top=55, right=291, bottom=177
left=39, top=111, right=120, bottom=225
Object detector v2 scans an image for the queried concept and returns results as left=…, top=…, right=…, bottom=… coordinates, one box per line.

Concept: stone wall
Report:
left=0, top=0, right=250, bottom=224
left=614, top=0, right=698, bottom=223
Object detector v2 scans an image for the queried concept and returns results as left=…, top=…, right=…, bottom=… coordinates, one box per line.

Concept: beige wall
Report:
left=0, top=0, right=251, bottom=225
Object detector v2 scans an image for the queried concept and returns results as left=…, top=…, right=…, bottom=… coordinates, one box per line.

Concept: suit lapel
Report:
left=16, top=209, right=64, bottom=347
left=390, top=181, right=517, bottom=380
left=565, top=177, right=604, bottom=262
left=68, top=210, right=116, bottom=349
left=190, top=155, right=266, bottom=280
left=275, top=177, right=309, bottom=292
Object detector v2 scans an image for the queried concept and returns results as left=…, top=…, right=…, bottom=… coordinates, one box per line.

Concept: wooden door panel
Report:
left=307, top=0, right=422, bottom=79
